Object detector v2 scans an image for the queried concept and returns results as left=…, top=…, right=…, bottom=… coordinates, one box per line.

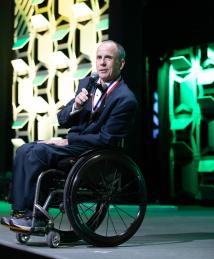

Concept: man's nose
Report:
left=100, top=58, right=106, bottom=64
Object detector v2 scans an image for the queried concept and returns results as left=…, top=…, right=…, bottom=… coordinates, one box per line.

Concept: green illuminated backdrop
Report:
left=167, top=45, right=214, bottom=200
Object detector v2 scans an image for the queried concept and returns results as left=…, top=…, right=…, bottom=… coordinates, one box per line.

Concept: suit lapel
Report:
left=89, top=79, right=124, bottom=122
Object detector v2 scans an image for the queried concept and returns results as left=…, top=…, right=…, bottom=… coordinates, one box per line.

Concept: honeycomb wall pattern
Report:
left=11, top=0, right=109, bottom=150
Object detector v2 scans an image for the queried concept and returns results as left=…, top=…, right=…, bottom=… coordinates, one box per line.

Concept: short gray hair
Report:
left=101, top=40, right=126, bottom=60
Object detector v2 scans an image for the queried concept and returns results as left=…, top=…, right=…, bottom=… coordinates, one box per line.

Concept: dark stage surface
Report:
left=0, top=202, right=213, bottom=259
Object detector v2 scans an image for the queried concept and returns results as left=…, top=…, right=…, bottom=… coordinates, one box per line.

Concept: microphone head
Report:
left=90, top=71, right=99, bottom=81
left=86, top=72, right=99, bottom=92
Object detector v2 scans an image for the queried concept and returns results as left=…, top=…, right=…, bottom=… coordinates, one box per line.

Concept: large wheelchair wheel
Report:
left=64, top=149, right=147, bottom=247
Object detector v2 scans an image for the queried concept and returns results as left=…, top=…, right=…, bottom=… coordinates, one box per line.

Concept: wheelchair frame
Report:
left=15, top=148, right=147, bottom=248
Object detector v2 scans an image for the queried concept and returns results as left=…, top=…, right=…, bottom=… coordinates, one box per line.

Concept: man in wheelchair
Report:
left=1, top=40, right=138, bottom=233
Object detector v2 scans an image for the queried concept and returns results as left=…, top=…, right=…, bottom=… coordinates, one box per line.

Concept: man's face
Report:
left=96, top=42, right=125, bottom=83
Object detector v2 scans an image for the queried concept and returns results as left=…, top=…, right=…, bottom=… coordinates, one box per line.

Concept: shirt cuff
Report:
left=69, top=103, right=82, bottom=115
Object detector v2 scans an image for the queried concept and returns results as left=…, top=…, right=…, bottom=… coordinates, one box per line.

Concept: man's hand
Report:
left=38, top=139, right=68, bottom=146
left=74, top=88, right=89, bottom=109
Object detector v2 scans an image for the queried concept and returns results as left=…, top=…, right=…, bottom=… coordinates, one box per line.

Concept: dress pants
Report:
left=9, top=141, right=93, bottom=212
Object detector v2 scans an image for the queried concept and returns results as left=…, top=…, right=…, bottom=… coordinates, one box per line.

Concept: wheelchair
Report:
left=15, top=148, right=147, bottom=248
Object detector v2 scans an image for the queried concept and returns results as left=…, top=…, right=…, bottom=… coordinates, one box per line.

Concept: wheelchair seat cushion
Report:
left=56, top=147, right=117, bottom=172
left=56, top=157, right=77, bottom=172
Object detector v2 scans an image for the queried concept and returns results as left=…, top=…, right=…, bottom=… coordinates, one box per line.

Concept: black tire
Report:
left=46, top=230, right=60, bottom=248
left=64, top=149, right=147, bottom=247
left=16, top=233, right=30, bottom=244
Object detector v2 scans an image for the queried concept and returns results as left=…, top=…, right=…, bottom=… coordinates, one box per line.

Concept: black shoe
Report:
left=10, top=216, right=47, bottom=232
left=0, top=211, right=25, bottom=228
left=0, top=216, right=11, bottom=227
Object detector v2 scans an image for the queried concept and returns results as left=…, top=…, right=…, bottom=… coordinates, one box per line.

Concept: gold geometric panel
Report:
left=50, top=51, right=71, bottom=70
left=57, top=70, right=75, bottom=105
left=80, top=21, right=97, bottom=59
left=31, top=14, right=50, bottom=32
left=30, top=97, right=49, bottom=113
left=37, top=32, right=53, bottom=64
left=58, top=0, right=75, bottom=18
left=11, top=59, right=29, bottom=76
left=18, top=78, right=34, bottom=109
left=71, top=3, right=93, bottom=22
left=37, top=115, right=54, bottom=140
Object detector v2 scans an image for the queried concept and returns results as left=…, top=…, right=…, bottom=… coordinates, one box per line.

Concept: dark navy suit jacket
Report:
left=57, top=76, right=138, bottom=148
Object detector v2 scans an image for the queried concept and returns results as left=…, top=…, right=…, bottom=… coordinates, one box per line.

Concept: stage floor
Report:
left=0, top=202, right=214, bottom=259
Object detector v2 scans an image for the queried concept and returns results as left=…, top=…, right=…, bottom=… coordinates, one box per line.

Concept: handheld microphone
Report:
left=69, top=72, right=99, bottom=115
left=86, top=72, right=99, bottom=93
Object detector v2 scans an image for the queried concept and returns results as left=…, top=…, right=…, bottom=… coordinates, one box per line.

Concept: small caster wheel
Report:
left=16, top=232, right=30, bottom=244
left=47, top=231, right=60, bottom=248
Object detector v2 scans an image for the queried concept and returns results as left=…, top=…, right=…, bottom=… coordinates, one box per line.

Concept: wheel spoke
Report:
left=113, top=204, right=138, bottom=220
left=105, top=207, right=118, bottom=236
left=119, top=178, right=139, bottom=193
left=112, top=204, right=128, bottom=229
left=77, top=202, right=96, bottom=222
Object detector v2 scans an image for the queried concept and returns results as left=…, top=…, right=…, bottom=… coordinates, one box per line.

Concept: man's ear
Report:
left=120, top=59, right=125, bottom=70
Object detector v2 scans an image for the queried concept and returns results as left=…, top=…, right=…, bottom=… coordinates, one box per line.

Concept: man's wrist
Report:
left=70, top=103, right=82, bottom=115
